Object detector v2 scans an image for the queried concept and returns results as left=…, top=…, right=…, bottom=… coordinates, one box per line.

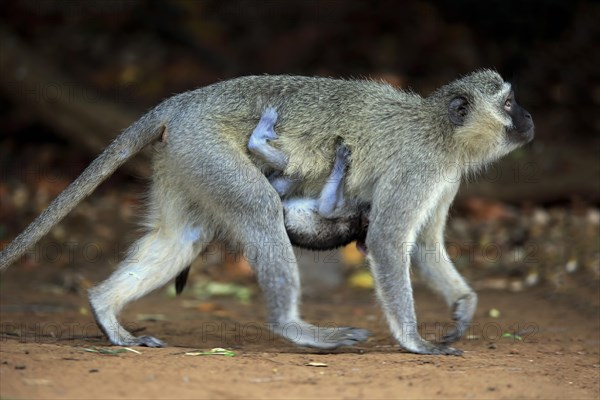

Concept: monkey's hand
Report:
left=272, top=322, right=371, bottom=349
left=406, top=338, right=463, bottom=356
left=129, top=335, right=167, bottom=348
left=442, top=292, right=478, bottom=344
left=252, top=107, right=279, bottom=142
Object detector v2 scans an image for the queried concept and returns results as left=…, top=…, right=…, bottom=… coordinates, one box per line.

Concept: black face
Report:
left=503, top=92, right=534, bottom=144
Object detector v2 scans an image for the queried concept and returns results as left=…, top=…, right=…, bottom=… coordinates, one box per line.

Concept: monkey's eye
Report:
left=504, top=98, right=512, bottom=111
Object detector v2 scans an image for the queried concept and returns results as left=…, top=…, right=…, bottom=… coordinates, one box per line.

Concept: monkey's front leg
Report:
left=412, top=185, right=477, bottom=343
left=366, top=180, right=462, bottom=355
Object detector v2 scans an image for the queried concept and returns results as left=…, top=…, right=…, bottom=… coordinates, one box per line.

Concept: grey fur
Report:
left=0, top=70, right=533, bottom=354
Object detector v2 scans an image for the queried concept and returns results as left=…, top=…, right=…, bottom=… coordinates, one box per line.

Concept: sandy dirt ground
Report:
left=1, top=269, right=599, bottom=400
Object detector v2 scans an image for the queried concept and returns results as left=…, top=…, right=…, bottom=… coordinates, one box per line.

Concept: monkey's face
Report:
left=439, top=70, right=534, bottom=167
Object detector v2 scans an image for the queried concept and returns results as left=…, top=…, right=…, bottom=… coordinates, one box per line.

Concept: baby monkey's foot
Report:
left=335, top=143, right=351, bottom=163
left=247, top=107, right=288, bottom=170
left=253, top=107, right=279, bottom=141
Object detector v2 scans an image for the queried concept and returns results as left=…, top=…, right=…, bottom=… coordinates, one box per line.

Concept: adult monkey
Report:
left=0, top=70, right=534, bottom=354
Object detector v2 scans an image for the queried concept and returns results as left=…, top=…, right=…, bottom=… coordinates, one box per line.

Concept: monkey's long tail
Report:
left=0, top=111, right=166, bottom=271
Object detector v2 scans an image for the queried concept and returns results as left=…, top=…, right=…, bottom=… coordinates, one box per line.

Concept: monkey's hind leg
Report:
left=188, top=148, right=369, bottom=349
left=88, top=198, right=210, bottom=347
left=235, top=200, right=370, bottom=349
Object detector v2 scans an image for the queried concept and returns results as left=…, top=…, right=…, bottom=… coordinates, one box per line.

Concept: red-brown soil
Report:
left=1, top=268, right=598, bottom=399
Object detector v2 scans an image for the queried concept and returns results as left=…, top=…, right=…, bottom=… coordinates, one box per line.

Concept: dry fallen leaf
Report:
left=305, top=362, right=328, bottom=367
left=348, top=270, right=374, bottom=289
left=185, top=348, right=236, bottom=357
left=341, top=242, right=365, bottom=266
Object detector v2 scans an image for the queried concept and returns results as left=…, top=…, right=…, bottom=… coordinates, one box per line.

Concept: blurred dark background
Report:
left=0, top=0, right=598, bottom=300
left=1, top=0, right=598, bottom=201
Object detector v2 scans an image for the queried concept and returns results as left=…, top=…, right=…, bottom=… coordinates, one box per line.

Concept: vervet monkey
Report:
left=0, top=70, right=534, bottom=354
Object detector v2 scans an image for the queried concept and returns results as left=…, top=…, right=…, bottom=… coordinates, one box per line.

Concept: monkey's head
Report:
left=429, top=69, right=534, bottom=167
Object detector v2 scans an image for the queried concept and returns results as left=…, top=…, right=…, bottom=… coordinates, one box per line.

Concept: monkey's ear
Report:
left=448, top=96, right=469, bottom=126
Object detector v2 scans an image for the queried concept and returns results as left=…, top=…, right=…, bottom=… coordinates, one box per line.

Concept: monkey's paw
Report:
left=126, top=335, right=167, bottom=348
left=277, top=323, right=370, bottom=349
left=407, top=338, right=463, bottom=356
left=251, top=108, right=279, bottom=141
left=312, top=326, right=371, bottom=349
left=442, top=292, right=478, bottom=344
left=336, top=143, right=351, bottom=161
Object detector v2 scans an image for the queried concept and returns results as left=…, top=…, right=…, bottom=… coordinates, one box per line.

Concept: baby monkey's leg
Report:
left=247, top=107, right=287, bottom=170
left=247, top=107, right=297, bottom=196
left=317, top=144, right=350, bottom=218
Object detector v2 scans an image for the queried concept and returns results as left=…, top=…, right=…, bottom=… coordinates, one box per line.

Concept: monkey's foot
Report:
left=442, top=292, right=478, bottom=344
left=406, top=338, right=463, bottom=356
left=274, top=322, right=370, bottom=349
left=112, top=335, right=166, bottom=348
left=335, top=143, right=351, bottom=163
left=251, top=107, right=279, bottom=141
left=132, top=335, right=166, bottom=347
left=308, top=326, right=371, bottom=349
left=90, top=304, right=167, bottom=348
